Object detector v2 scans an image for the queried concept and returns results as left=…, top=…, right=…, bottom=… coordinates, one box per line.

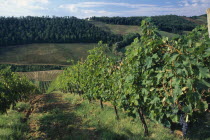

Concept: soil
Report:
left=25, top=93, right=97, bottom=140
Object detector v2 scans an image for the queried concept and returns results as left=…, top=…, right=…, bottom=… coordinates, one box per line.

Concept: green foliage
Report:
left=0, top=110, right=28, bottom=140
left=0, top=67, right=37, bottom=113
left=151, top=15, right=197, bottom=33
left=49, top=20, right=210, bottom=136
left=90, top=16, right=146, bottom=25
left=0, top=43, right=96, bottom=65
left=113, top=33, right=140, bottom=51
left=90, top=15, right=198, bottom=34
left=0, top=16, right=122, bottom=47
left=62, top=93, right=179, bottom=140
left=14, top=102, right=31, bottom=112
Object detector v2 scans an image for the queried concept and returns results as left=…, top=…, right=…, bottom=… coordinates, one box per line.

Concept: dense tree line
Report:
left=90, top=16, right=146, bottom=25
left=151, top=15, right=197, bottom=33
left=0, top=64, right=65, bottom=72
left=0, top=16, right=122, bottom=47
left=90, top=15, right=197, bottom=33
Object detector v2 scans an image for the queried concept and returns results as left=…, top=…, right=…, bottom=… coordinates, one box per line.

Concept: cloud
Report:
left=59, top=2, right=155, bottom=10
left=179, top=0, right=210, bottom=7
left=0, top=0, right=209, bottom=17
left=0, top=0, right=50, bottom=16
left=59, top=2, right=156, bottom=13
left=59, top=1, right=210, bottom=18
left=175, top=0, right=210, bottom=15
left=59, top=2, right=159, bottom=18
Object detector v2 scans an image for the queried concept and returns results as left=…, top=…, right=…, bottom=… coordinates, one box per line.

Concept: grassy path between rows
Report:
left=1, top=92, right=209, bottom=140
left=25, top=92, right=178, bottom=140
left=27, top=93, right=97, bottom=140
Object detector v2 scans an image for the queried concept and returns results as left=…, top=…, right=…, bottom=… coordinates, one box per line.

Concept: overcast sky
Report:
left=0, top=0, right=209, bottom=18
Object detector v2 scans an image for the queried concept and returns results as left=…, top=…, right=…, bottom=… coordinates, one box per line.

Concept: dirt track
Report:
left=25, top=93, right=97, bottom=140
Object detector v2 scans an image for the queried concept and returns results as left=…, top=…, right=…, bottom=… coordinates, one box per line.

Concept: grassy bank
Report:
left=0, top=102, right=30, bottom=140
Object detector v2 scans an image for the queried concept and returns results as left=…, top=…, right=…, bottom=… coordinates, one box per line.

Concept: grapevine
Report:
left=0, top=67, right=38, bottom=113
left=49, top=20, right=210, bottom=137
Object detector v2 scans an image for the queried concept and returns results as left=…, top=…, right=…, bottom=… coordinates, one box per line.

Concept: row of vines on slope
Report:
left=0, top=67, right=38, bottom=113
left=48, top=20, right=210, bottom=137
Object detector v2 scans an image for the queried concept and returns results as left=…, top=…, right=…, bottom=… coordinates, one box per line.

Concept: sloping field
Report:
left=184, top=15, right=207, bottom=25
left=196, top=15, right=207, bottom=24
left=89, top=21, right=179, bottom=38
left=182, top=16, right=207, bottom=25
left=17, top=70, right=63, bottom=81
left=0, top=43, right=96, bottom=65
left=158, top=31, right=179, bottom=39
left=89, top=21, right=140, bottom=35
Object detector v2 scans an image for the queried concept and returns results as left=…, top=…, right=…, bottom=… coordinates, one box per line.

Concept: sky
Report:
left=0, top=0, right=209, bottom=18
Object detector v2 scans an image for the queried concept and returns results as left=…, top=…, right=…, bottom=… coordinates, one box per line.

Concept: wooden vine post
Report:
left=207, top=8, right=210, bottom=38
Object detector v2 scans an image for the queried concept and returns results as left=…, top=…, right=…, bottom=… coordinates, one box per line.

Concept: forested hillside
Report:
left=151, top=15, right=196, bottom=33
left=90, top=15, right=204, bottom=34
left=0, top=16, right=122, bottom=47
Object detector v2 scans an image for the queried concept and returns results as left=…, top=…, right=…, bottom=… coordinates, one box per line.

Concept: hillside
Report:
left=0, top=43, right=96, bottom=65
left=0, top=14, right=206, bottom=67
left=90, top=15, right=207, bottom=34
left=190, top=14, right=207, bottom=24
left=88, top=21, right=140, bottom=35
left=89, top=20, right=179, bottom=39
left=0, top=16, right=122, bottom=47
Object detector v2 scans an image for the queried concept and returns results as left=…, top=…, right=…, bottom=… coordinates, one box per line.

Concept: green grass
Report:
left=158, top=31, right=179, bottom=39
left=26, top=92, right=180, bottom=139
left=1, top=92, right=208, bottom=139
left=0, top=43, right=96, bottom=65
left=62, top=93, right=210, bottom=140
left=62, top=93, right=180, bottom=140
left=90, top=21, right=179, bottom=39
left=193, top=15, right=207, bottom=24
left=89, top=21, right=140, bottom=35
left=0, top=110, right=28, bottom=140
left=14, top=102, right=31, bottom=112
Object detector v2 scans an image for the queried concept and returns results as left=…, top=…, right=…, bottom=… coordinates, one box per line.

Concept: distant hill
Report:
left=90, top=15, right=207, bottom=34
left=0, top=16, right=122, bottom=47
left=189, top=14, right=207, bottom=24
left=89, top=20, right=179, bottom=39
left=88, top=21, right=140, bottom=35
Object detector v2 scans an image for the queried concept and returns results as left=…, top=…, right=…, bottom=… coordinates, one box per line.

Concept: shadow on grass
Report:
left=0, top=110, right=29, bottom=140
left=34, top=93, right=132, bottom=140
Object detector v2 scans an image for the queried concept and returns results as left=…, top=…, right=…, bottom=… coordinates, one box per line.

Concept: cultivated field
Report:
left=17, top=70, right=64, bottom=93
left=0, top=43, right=96, bottom=65
left=89, top=21, right=179, bottom=39
left=17, top=70, right=63, bottom=81
left=89, top=21, right=140, bottom=35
